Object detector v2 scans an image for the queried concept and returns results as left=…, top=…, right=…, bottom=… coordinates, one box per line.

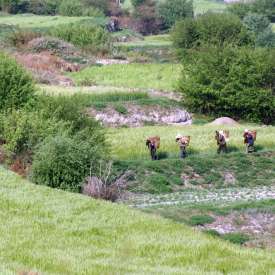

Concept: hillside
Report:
left=0, top=167, right=274, bottom=274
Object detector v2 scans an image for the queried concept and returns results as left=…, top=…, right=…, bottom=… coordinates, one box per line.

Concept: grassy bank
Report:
left=0, top=167, right=274, bottom=274
left=114, top=151, right=275, bottom=193
left=70, top=63, right=182, bottom=91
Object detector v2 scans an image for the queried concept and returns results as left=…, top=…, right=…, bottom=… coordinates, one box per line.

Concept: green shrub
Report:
left=0, top=52, right=35, bottom=111
left=172, top=13, right=253, bottom=52
left=114, top=104, right=128, bottom=115
left=0, top=110, right=64, bottom=156
left=222, top=232, right=250, bottom=245
left=157, top=0, right=193, bottom=29
left=58, top=0, right=85, bottom=16
left=227, top=0, right=275, bottom=22
left=179, top=46, right=275, bottom=124
left=50, top=23, right=111, bottom=53
left=188, top=215, right=215, bottom=226
left=31, top=133, right=105, bottom=192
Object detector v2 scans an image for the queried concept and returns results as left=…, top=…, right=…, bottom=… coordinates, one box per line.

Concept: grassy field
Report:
left=115, top=34, right=172, bottom=49
left=0, top=167, right=274, bottom=274
left=70, top=63, right=182, bottom=91
left=0, top=14, right=105, bottom=29
left=109, top=125, right=275, bottom=160
left=122, top=0, right=226, bottom=15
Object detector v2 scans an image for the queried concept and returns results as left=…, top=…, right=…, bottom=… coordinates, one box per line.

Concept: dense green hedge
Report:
left=179, top=46, right=275, bottom=124
left=0, top=52, right=35, bottom=111
left=172, top=13, right=253, bottom=54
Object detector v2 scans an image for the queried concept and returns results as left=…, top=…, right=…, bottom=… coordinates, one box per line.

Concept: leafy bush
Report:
left=228, top=0, right=275, bottom=22
left=58, top=0, right=84, bottom=16
left=188, top=215, right=215, bottom=226
left=172, top=13, right=253, bottom=52
left=243, top=13, right=270, bottom=34
left=157, top=0, right=193, bottom=29
left=114, top=104, right=128, bottom=115
left=50, top=23, right=111, bottom=53
left=0, top=110, right=64, bottom=156
left=243, top=13, right=275, bottom=48
left=31, top=133, right=105, bottom=192
left=179, top=46, right=275, bottom=124
left=221, top=232, right=250, bottom=245
left=7, top=29, right=40, bottom=47
left=0, top=52, right=35, bottom=111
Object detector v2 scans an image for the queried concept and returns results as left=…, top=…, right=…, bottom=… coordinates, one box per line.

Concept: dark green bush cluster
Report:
left=0, top=0, right=108, bottom=15
left=227, top=0, right=275, bottom=22
left=188, top=215, right=215, bottom=226
left=179, top=46, right=275, bottom=124
left=0, top=52, right=35, bottom=111
left=157, top=0, right=193, bottom=29
left=172, top=13, right=253, bottom=52
left=0, top=53, right=107, bottom=192
left=50, top=23, right=111, bottom=53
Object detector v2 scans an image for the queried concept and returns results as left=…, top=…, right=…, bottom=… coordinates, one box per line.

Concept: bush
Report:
left=228, top=0, right=275, bottom=22
left=188, top=215, right=215, bottom=226
left=172, top=13, right=253, bottom=52
left=157, top=0, right=193, bottom=29
left=0, top=52, right=35, bottom=111
left=31, top=133, right=105, bottom=192
left=243, top=13, right=270, bottom=34
left=50, top=23, right=111, bottom=53
left=179, top=46, right=275, bottom=124
left=221, top=232, right=250, bottom=245
left=58, top=0, right=85, bottom=16
left=0, top=110, right=64, bottom=156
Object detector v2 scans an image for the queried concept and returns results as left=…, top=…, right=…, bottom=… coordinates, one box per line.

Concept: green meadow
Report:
left=109, top=125, right=275, bottom=160
left=70, top=63, right=182, bottom=91
left=0, top=167, right=274, bottom=274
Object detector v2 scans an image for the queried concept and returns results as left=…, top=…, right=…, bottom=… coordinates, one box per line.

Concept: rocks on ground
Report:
left=88, top=104, right=192, bottom=127
left=210, top=117, right=239, bottom=126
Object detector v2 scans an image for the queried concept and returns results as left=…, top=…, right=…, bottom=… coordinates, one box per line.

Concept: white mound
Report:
left=210, top=117, right=239, bottom=126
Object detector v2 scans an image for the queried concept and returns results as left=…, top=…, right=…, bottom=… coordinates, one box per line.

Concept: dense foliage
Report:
left=172, top=13, right=253, bottom=53
left=0, top=0, right=109, bottom=15
left=0, top=52, right=35, bottom=111
left=179, top=46, right=275, bottom=124
left=157, top=0, right=193, bottom=29
left=228, top=0, right=275, bottom=22
left=31, top=133, right=104, bottom=192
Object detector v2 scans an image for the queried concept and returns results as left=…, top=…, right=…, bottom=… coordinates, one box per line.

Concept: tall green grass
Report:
left=0, top=14, right=106, bottom=29
left=109, top=125, right=275, bottom=160
left=70, top=63, right=182, bottom=91
left=0, top=167, right=274, bottom=274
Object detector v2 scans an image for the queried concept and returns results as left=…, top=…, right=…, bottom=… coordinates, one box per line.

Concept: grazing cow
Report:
left=146, top=136, right=160, bottom=160
left=176, top=134, right=191, bottom=158
left=243, top=129, right=257, bottom=153
left=215, top=130, right=229, bottom=154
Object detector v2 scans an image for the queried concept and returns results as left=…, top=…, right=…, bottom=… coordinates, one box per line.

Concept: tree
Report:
left=172, top=13, right=253, bottom=54
left=178, top=46, right=275, bottom=124
left=157, top=0, right=193, bottom=29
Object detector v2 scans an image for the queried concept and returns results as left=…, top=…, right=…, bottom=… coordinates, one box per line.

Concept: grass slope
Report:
left=114, top=152, right=275, bottom=193
left=0, top=167, right=274, bottom=274
left=70, top=63, right=182, bottom=91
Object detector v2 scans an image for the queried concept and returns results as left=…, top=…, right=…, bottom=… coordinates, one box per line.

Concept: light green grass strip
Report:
left=0, top=14, right=104, bottom=29
left=0, top=167, right=274, bottom=274
left=70, top=63, right=182, bottom=91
